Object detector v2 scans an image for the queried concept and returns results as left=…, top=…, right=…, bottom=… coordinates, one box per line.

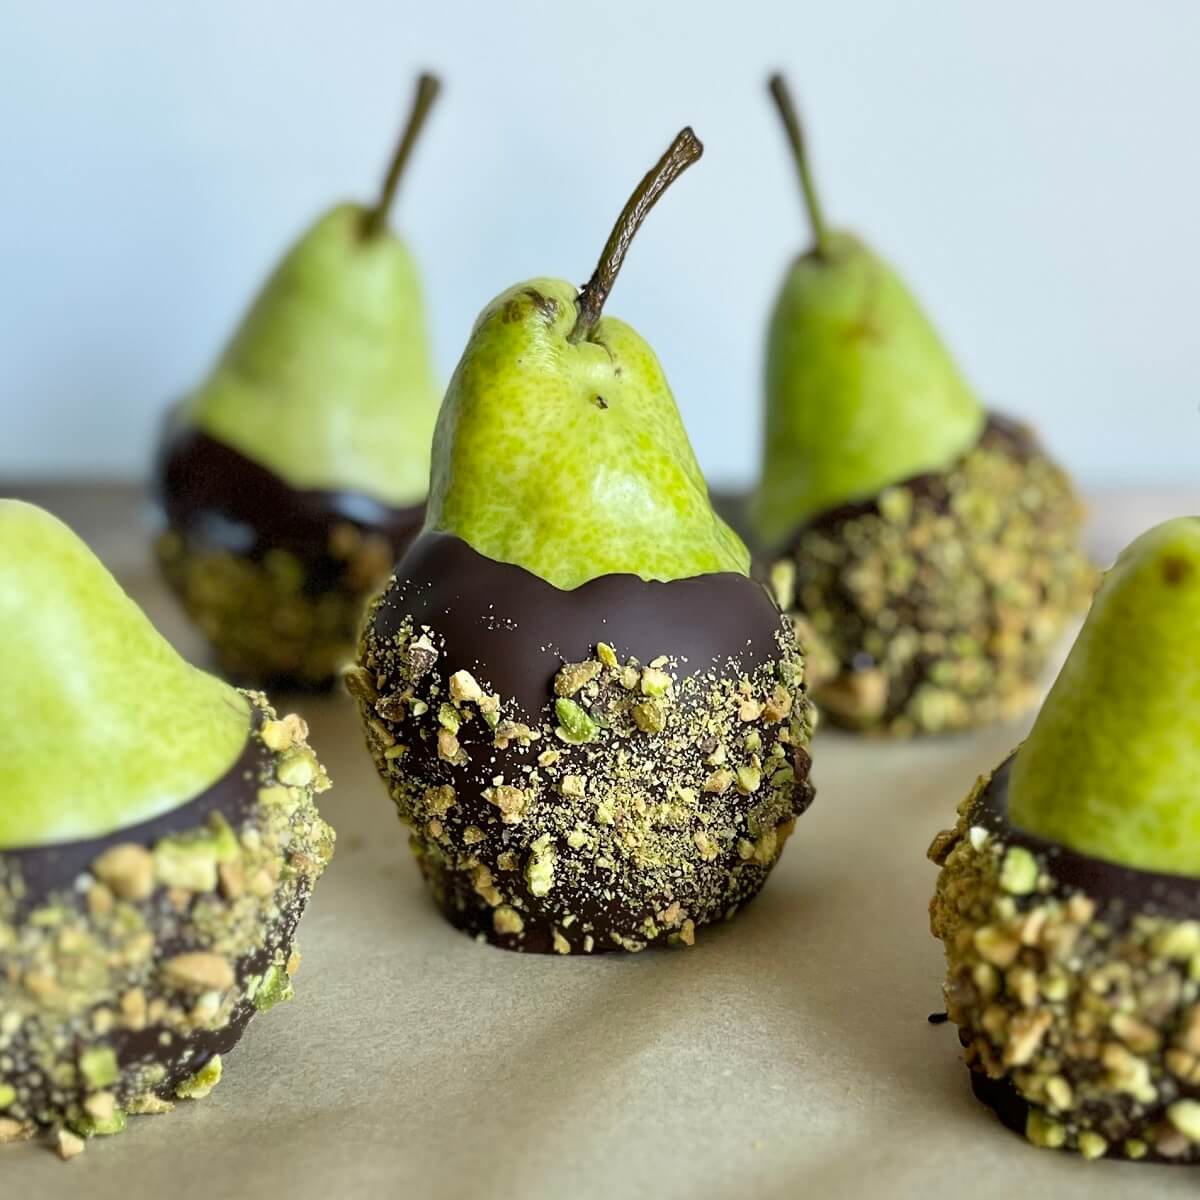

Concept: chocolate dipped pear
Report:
left=0, top=500, right=333, bottom=1154
left=756, top=74, right=1091, bottom=736
left=349, top=129, right=815, bottom=953
left=930, top=519, right=1200, bottom=1162
left=153, top=75, right=443, bottom=689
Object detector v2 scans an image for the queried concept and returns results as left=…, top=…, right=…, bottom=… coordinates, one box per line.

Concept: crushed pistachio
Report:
left=0, top=695, right=334, bottom=1144
left=930, top=772, right=1200, bottom=1162
left=154, top=523, right=401, bottom=687
left=175, top=1055, right=223, bottom=1100
left=554, top=698, right=600, bottom=744
left=352, top=609, right=815, bottom=955
left=776, top=418, right=1093, bottom=736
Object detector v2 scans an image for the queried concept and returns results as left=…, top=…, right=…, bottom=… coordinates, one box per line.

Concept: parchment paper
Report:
left=4, top=485, right=1196, bottom=1198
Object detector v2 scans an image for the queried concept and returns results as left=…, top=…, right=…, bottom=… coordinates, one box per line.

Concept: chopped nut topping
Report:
left=91, top=843, right=155, bottom=901
left=162, top=952, right=235, bottom=994
left=449, top=669, right=484, bottom=703
left=483, top=785, right=529, bottom=825
left=554, top=660, right=602, bottom=696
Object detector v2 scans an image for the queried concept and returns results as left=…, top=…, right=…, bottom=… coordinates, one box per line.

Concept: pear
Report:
left=182, top=74, right=442, bottom=505
left=753, top=74, right=985, bottom=545
left=355, top=128, right=815, bottom=954
left=425, top=129, right=746, bottom=590
left=0, top=500, right=249, bottom=847
left=1009, top=518, right=1200, bottom=874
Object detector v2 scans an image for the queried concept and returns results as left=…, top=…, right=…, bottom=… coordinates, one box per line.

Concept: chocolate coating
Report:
left=374, top=533, right=790, bottom=714
left=769, top=412, right=1093, bottom=735
left=153, top=416, right=424, bottom=589
left=6, top=717, right=265, bottom=914
left=151, top=413, right=424, bottom=688
left=976, top=755, right=1200, bottom=921
left=357, top=534, right=815, bottom=954
left=931, top=751, right=1200, bottom=1163
left=0, top=700, right=333, bottom=1125
left=4, top=720, right=289, bottom=1103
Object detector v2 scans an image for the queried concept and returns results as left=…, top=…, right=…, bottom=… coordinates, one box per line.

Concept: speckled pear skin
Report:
left=425, top=278, right=750, bottom=590
left=1009, top=517, right=1200, bottom=875
left=0, top=501, right=250, bottom=849
left=754, top=232, right=985, bottom=545
left=186, top=204, right=440, bottom=506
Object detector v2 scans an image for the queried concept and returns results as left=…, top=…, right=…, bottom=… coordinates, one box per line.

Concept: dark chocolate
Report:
left=105, top=896, right=307, bottom=1104
left=363, top=533, right=813, bottom=953
left=767, top=410, right=1092, bottom=735
left=948, top=751, right=1200, bottom=1162
left=0, top=707, right=314, bottom=1111
left=776, top=413, right=1036, bottom=557
left=973, top=753, right=1200, bottom=922
left=966, top=1056, right=1192, bottom=1165
left=151, top=412, right=424, bottom=592
left=374, top=532, right=787, bottom=715
left=6, top=712, right=263, bottom=914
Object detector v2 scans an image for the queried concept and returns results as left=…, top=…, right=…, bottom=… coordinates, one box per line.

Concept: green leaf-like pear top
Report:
left=425, top=278, right=748, bottom=590
left=753, top=76, right=984, bottom=545
left=1009, top=518, right=1200, bottom=875
left=0, top=501, right=251, bottom=849
left=186, top=203, right=440, bottom=506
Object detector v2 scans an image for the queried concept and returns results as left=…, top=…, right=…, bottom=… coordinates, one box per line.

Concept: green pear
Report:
left=425, top=128, right=748, bottom=590
left=753, top=75, right=985, bottom=545
left=1009, top=518, right=1200, bottom=874
left=183, top=75, right=442, bottom=506
left=0, top=501, right=250, bottom=849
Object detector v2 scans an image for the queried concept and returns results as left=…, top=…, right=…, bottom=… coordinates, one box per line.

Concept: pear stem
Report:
left=362, top=72, right=441, bottom=237
left=569, top=127, right=704, bottom=343
left=768, top=73, right=830, bottom=257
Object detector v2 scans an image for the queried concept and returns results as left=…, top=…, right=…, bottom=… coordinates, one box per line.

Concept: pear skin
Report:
left=426, top=129, right=746, bottom=590
left=0, top=501, right=250, bottom=848
left=186, top=203, right=439, bottom=505
left=425, top=278, right=747, bottom=590
left=1009, top=518, right=1200, bottom=874
left=757, top=232, right=984, bottom=542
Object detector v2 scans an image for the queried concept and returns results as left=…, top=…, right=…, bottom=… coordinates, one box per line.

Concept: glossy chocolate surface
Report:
left=365, top=533, right=811, bottom=953
left=373, top=532, right=789, bottom=717
left=153, top=415, right=424, bottom=589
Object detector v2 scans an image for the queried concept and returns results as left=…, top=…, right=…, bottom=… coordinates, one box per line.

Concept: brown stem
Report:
left=767, top=73, right=830, bottom=256
left=361, top=72, right=441, bottom=237
left=569, top=127, right=704, bottom=343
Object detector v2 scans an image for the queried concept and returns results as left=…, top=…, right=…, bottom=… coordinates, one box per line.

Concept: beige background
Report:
left=4, top=486, right=1198, bottom=1197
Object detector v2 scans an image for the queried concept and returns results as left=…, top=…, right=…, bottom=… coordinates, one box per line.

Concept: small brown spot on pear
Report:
left=1161, top=556, right=1193, bottom=586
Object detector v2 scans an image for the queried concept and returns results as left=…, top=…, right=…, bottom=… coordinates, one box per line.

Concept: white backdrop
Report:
left=2, top=0, right=1197, bottom=489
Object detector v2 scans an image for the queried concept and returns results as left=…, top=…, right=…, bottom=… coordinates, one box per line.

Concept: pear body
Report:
left=425, top=279, right=748, bottom=590
left=0, top=501, right=250, bottom=848
left=755, top=232, right=984, bottom=544
left=186, top=204, right=440, bottom=505
left=1009, top=517, right=1200, bottom=874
